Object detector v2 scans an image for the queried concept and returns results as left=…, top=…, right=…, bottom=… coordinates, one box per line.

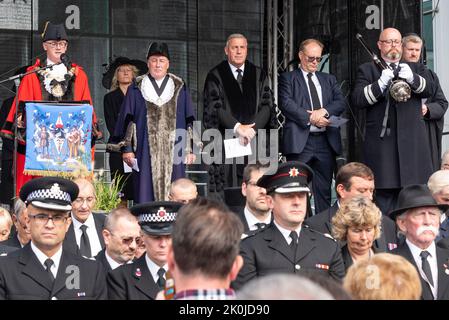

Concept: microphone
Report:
left=59, top=53, right=71, bottom=69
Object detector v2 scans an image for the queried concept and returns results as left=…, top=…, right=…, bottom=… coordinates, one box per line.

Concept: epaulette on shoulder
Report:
left=241, top=227, right=266, bottom=240
left=0, top=252, right=8, bottom=257
left=306, top=225, right=337, bottom=242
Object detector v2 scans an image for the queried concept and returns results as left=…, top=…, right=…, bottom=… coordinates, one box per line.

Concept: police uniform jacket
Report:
left=107, top=254, right=160, bottom=300
left=351, top=61, right=435, bottom=189
left=232, top=223, right=345, bottom=290
left=392, top=241, right=449, bottom=300
left=0, top=243, right=107, bottom=300
left=94, top=248, right=112, bottom=274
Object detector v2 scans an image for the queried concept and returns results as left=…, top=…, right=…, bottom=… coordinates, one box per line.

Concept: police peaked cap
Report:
left=131, top=201, right=181, bottom=236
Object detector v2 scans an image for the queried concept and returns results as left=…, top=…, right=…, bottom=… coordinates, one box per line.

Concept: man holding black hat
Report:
left=107, top=201, right=180, bottom=300
left=0, top=177, right=107, bottom=300
left=390, top=184, right=449, bottom=300
left=113, top=42, right=196, bottom=203
left=233, top=161, right=345, bottom=290
left=0, top=21, right=101, bottom=197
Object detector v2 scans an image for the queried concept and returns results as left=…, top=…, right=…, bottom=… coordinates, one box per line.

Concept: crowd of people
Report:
left=0, top=21, right=448, bottom=300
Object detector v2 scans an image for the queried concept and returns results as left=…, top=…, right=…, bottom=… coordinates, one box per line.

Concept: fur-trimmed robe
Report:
left=112, top=73, right=195, bottom=203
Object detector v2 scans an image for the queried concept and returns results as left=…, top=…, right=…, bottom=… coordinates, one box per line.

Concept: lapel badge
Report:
left=387, top=243, right=398, bottom=251
left=77, top=292, right=86, bottom=297
left=135, top=268, right=142, bottom=277
left=315, top=263, right=330, bottom=270
left=443, top=262, right=449, bottom=275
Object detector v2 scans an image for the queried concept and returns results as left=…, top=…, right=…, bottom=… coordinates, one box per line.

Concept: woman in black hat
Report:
left=103, top=57, right=148, bottom=202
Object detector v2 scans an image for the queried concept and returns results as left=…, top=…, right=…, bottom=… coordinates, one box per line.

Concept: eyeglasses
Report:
left=379, top=39, right=401, bottom=46
left=246, top=181, right=259, bottom=187
left=29, top=214, right=68, bottom=226
left=109, top=231, right=142, bottom=246
left=45, top=41, right=68, bottom=48
left=302, top=54, right=322, bottom=63
left=73, top=197, right=96, bottom=205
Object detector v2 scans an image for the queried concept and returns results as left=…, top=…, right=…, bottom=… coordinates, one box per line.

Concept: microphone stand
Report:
left=0, top=62, right=61, bottom=199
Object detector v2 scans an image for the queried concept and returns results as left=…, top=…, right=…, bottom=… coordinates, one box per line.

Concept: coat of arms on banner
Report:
left=24, top=102, right=93, bottom=175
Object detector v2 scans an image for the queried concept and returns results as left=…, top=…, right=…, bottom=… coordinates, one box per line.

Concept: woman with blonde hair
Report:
left=332, top=195, right=383, bottom=272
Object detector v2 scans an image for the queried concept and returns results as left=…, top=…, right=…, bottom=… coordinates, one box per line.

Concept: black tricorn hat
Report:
left=20, top=176, right=79, bottom=211
left=101, top=56, right=148, bottom=89
left=257, top=161, right=314, bottom=194
left=146, top=42, right=170, bottom=60
left=41, top=22, right=68, bottom=42
left=131, top=201, right=181, bottom=236
left=389, top=184, right=449, bottom=220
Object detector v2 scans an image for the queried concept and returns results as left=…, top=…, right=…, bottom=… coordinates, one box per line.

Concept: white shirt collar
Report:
left=145, top=253, right=167, bottom=284
left=406, top=238, right=436, bottom=259
left=244, top=206, right=271, bottom=231
left=105, top=250, right=131, bottom=270
left=46, top=57, right=68, bottom=76
left=71, top=211, right=95, bottom=230
left=228, top=62, right=245, bottom=79
left=273, top=220, right=302, bottom=245
left=30, top=241, right=63, bottom=278
left=300, top=67, right=315, bottom=79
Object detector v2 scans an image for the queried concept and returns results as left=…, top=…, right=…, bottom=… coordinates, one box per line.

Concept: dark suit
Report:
left=107, top=254, right=160, bottom=300
left=0, top=234, right=22, bottom=249
left=63, top=212, right=106, bottom=256
left=305, top=202, right=399, bottom=252
left=0, top=243, right=107, bottom=300
left=94, top=248, right=112, bottom=274
left=0, top=244, right=18, bottom=255
left=278, top=69, right=345, bottom=213
left=351, top=61, right=435, bottom=214
left=232, top=223, right=345, bottom=290
left=392, top=242, right=449, bottom=300
left=340, top=244, right=382, bottom=273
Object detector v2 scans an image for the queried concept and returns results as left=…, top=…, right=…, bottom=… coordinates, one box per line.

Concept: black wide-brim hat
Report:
left=20, top=177, right=79, bottom=211
left=146, top=42, right=170, bottom=60
left=102, top=56, right=148, bottom=89
left=131, top=201, right=181, bottom=236
left=389, top=184, right=449, bottom=220
left=41, top=21, right=68, bottom=42
left=257, top=161, right=314, bottom=194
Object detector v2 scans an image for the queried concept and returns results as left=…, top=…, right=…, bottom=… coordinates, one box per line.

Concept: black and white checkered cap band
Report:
left=138, top=211, right=177, bottom=223
left=26, top=188, right=71, bottom=204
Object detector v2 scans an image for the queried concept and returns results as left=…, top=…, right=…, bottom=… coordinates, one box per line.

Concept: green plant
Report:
left=93, top=170, right=128, bottom=212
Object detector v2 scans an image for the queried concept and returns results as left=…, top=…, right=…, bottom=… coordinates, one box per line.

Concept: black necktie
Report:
left=307, top=72, right=321, bottom=110
left=390, top=63, right=397, bottom=71
left=420, top=251, right=434, bottom=286
left=254, top=223, right=267, bottom=231
left=289, top=231, right=298, bottom=251
left=236, top=69, right=243, bottom=91
left=44, top=258, right=55, bottom=283
left=157, top=267, right=166, bottom=289
left=79, top=225, right=92, bottom=258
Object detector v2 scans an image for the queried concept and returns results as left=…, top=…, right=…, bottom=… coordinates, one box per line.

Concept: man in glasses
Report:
left=0, top=176, right=106, bottom=299
left=351, top=27, right=436, bottom=216
left=0, top=21, right=102, bottom=198
left=95, top=208, right=141, bottom=273
left=107, top=201, right=181, bottom=300
left=278, top=38, right=345, bottom=215
left=63, top=178, right=105, bottom=258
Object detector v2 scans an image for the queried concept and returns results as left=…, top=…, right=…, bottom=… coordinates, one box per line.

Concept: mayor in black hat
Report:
left=107, top=201, right=181, bottom=300
left=0, top=177, right=107, bottom=300
left=390, top=184, right=449, bottom=300
left=232, top=161, right=345, bottom=290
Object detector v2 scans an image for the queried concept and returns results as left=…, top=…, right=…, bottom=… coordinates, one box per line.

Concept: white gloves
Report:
left=379, top=68, right=395, bottom=87
left=398, top=63, right=414, bottom=84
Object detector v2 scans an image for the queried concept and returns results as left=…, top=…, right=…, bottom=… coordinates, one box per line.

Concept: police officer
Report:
left=233, top=161, right=345, bottom=289
left=0, top=177, right=107, bottom=300
left=107, top=201, right=181, bottom=300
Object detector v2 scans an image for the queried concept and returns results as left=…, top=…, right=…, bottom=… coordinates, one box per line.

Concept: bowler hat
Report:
left=389, top=184, right=449, bottom=220
left=131, top=201, right=181, bottom=236
left=101, top=56, right=148, bottom=89
left=41, top=22, right=68, bottom=42
left=257, top=161, right=314, bottom=194
left=20, top=176, right=79, bottom=211
left=146, top=42, right=170, bottom=60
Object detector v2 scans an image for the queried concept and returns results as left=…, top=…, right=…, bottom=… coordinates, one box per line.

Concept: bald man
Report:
left=351, top=27, right=436, bottom=215
left=168, top=178, right=198, bottom=204
left=63, top=178, right=106, bottom=257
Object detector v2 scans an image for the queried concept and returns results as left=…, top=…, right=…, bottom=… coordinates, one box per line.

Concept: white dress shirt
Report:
left=71, top=213, right=103, bottom=257
left=228, top=62, right=246, bottom=132
left=274, top=220, right=302, bottom=245
left=145, top=253, right=168, bottom=284
left=105, top=250, right=132, bottom=270
left=31, top=241, right=63, bottom=279
left=244, top=206, right=271, bottom=231
left=406, top=239, right=438, bottom=299
left=300, top=68, right=325, bottom=132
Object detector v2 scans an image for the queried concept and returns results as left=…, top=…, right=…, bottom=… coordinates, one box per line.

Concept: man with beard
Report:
left=236, top=162, right=271, bottom=234
left=390, top=184, right=449, bottom=300
left=351, top=28, right=436, bottom=215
